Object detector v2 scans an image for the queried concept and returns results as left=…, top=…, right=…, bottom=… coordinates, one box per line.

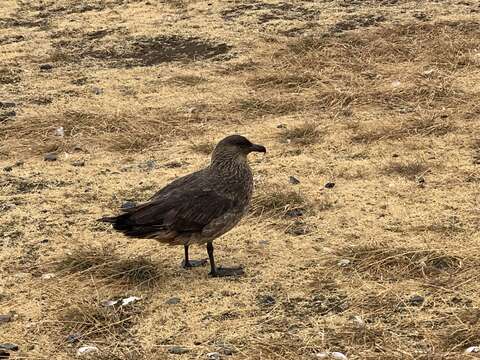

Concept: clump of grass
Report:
left=250, top=185, right=308, bottom=217
left=279, top=122, right=322, bottom=145
left=351, top=117, right=455, bottom=144
left=170, top=74, right=206, bottom=86
left=382, top=161, right=430, bottom=179
left=56, top=246, right=159, bottom=286
left=190, top=140, right=215, bottom=155
left=235, top=97, right=300, bottom=117
left=339, top=245, right=464, bottom=280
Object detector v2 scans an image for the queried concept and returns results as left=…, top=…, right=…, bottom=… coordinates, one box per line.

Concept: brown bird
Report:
left=100, top=135, right=266, bottom=277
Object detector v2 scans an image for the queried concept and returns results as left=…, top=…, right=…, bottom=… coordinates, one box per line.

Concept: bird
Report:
left=99, top=135, right=266, bottom=277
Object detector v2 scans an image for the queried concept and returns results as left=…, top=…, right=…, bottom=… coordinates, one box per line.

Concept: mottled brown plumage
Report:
left=100, top=135, right=266, bottom=277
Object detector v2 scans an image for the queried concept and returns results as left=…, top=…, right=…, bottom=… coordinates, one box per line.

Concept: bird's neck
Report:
left=210, top=153, right=251, bottom=178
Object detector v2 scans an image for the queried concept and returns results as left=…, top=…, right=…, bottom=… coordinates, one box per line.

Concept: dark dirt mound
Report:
left=52, top=34, right=232, bottom=67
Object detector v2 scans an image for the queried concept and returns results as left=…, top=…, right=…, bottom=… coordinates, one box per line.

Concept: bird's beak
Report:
left=250, top=144, right=267, bottom=153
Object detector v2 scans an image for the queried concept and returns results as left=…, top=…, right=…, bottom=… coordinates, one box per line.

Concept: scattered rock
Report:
left=217, top=343, right=235, bottom=355
left=54, top=126, right=65, bottom=137
left=315, top=352, right=348, bottom=360
left=139, top=159, right=157, bottom=171
left=71, top=160, right=85, bottom=167
left=289, top=176, right=300, bottom=185
left=41, top=273, right=55, bottom=280
left=257, top=294, right=276, bottom=307
left=350, top=315, right=365, bottom=328
left=325, top=182, right=335, bottom=189
left=466, top=346, right=480, bottom=353
left=206, top=352, right=221, bottom=360
left=92, top=87, right=103, bottom=95
left=337, top=259, right=351, bottom=267
left=39, top=63, right=53, bottom=71
left=44, top=152, right=58, bottom=161
left=166, top=297, right=181, bottom=305
left=76, top=345, right=99, bottom=356
left=101, top=296, right=141, bottom=307
left=121, top=201, right=136, bottom=210
left=392, top=153, right=399, bottom=158
left=408, top=294, right=424, bottom=306
left=0, top=345, right=18, bottom=352
left=285, top=208, right=304, bottom=218
left=3, top=166, right=12, bottom=172
left=164, top=161, right=183, bottom=168
left=66, top=334, right=81, bottom=344
left=0, top=314, right=12, bottom=324
left=168, top=346, right=189, bottom=355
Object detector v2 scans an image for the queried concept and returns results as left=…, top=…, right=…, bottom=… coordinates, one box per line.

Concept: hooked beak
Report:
left=250, top=144, right=267, bottom=153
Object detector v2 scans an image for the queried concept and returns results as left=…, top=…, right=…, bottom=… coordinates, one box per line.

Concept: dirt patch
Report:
left=332, top=14, right=386, bottom=33
left=221, top=2, right=319, bottom=23
left=51, top=34, right=232, bottom=67
left=0, top=68, right=21, bottom=84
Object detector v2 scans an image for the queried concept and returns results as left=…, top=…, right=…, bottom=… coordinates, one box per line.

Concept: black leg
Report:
left=207, top=242, right=216, bottom=274
left=207, top=242, right=244, bottom=277
left=181, top=245, right=207, bottom=269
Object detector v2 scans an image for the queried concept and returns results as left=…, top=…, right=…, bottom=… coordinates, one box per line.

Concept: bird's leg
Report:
left=207, top=242, right=244, bottom=277
left=181, top=245, right=207, bottom=268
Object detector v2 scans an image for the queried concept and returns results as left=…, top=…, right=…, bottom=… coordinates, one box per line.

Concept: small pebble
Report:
left=0, top=314, right=12, bottom=324
left=466, top=346, right=480, bottom=353
left=3, top=166, right=12, bottom=172
left=331, top=352, right=348, bottom=360
left=289, top=176, right=300, bottom=185
left=41, top=273, right=55, bottom=280
left=206, top=352, right=221, bottom=360
left=166, top=297, right=181, bottom=305
left=76, top=345, right=99, bottom=356
left=71, top=160, right=85, bottom=167
left=277, top=124, right=287, bottom=129
left=168, top=346, right=189, bottom=354
left=92, top=87, right=103, bottom=95
left=54, top=126, right=64, bottom=137
left=285, top=208, right=304, bottom=217
left=408, top=294, right=424, bottom=306
left=44, top=152, right=57, bottom=161
left=66, top=334, right=81, bottom=344
left=325, top=182, right=335, bottom=189
left=258, top=295, right=276, bottom=306
left=39, top=63, right=53, bottom=71
left=0, top=349, right=9, bottom=358
left=259, top=240, right=269, bottom=246
left=337, top=259, right=350, bottom=267
left=351, top=315, right=365, bottom=328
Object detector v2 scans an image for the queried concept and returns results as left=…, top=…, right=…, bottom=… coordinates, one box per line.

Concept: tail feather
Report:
left=98, top=213, right=133, bottom=231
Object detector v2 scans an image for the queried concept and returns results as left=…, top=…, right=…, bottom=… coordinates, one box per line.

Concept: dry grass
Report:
left=278, top=122, right=323, bottom=145
left=1, top=0, right=479, bottom=359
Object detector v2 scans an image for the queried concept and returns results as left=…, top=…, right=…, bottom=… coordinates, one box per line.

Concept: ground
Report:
left=1, top=0, right=480, bottom=359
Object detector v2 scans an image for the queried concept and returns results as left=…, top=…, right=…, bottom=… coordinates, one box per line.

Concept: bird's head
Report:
left=212, top=135, right=266, bottom=163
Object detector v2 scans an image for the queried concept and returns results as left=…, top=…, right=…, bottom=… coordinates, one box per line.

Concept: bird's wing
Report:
left=124, top=188, right=235, bottom=234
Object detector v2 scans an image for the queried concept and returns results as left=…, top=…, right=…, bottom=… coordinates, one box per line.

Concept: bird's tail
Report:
left=97, top=213, right=132, bottom=230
